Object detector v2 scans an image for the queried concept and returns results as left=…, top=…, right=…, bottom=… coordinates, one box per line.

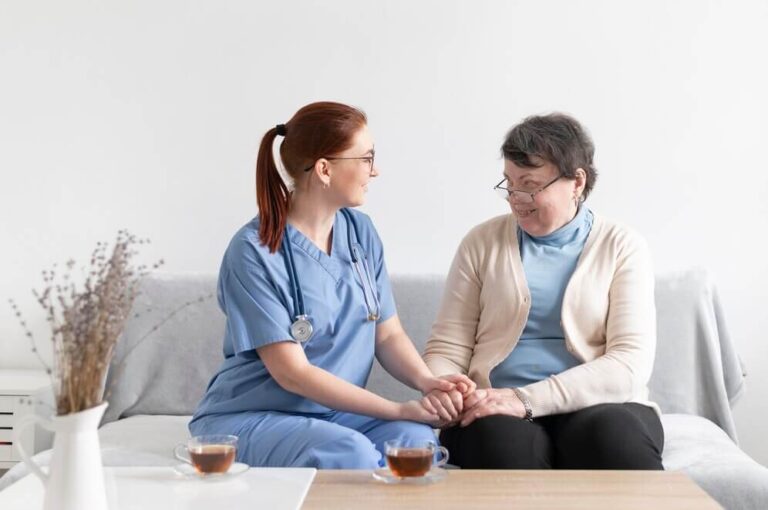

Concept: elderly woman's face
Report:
left=503, top=157, right=585, bottom=237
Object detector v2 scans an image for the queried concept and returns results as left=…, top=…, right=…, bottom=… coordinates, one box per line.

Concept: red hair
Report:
left=255, top=101, right=367, bottom=253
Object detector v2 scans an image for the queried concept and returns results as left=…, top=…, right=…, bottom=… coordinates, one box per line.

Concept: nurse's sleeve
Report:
left=369, top=224, right=397, bottom=324
left=219, top=239, right=295, bottom=355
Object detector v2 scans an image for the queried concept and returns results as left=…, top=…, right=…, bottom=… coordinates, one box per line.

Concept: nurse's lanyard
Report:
left=281, top=208, right=382, bottom=343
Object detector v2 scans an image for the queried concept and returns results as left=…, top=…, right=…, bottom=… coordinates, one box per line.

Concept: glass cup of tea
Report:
left=384, top=439, right=449, bottom=478
left=174, top=435, right=238, bottom=475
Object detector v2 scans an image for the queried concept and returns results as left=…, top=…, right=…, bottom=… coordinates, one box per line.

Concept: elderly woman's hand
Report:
left=417, top=373, right=476, bottom=395
left=438, top=373, right=477, bottom=396
left=459, top=388, right=526, bottom=427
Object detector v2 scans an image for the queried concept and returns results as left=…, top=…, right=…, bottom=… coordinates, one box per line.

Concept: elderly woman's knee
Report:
left=560, top=404, right=657, bottom=443
left=554, top=404, right=664, bottom=469
left=443, top=416, right=552, bottom=469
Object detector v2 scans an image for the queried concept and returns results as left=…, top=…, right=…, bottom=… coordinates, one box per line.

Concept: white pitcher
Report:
left=14, top=401, right=109, bottom=510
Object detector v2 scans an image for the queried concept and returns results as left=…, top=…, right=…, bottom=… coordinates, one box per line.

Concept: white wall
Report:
left=2, top=0, right=766, bottom=464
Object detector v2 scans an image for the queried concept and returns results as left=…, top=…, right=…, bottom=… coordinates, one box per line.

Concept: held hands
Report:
left=421, top=388, right=465, bottom=426
left=405, top=375, right=527, bottom=428
left=417, top=374, right=477, bottom=427
left=399, top=374, right=477, bottom=427
left=413, top=384, right=528, bottom=428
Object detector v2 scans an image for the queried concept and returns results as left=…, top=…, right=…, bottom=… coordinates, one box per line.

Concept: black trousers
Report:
left=440, top=403, right=664, bottom=470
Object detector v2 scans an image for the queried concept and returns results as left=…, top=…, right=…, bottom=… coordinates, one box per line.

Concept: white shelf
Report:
left=0, top=369, right=52, bottom=469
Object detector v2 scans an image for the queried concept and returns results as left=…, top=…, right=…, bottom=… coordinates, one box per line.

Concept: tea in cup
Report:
left=384, top=439, right=449, bottom=477
left=174, top=435, right=237, bottom=475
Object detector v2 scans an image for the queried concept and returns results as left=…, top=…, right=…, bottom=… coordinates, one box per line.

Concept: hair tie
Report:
left=275, top=124, right=287, bottom=136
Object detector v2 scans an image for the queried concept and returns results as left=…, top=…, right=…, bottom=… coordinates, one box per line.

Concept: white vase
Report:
left=14, top=401, right=109, bottom=510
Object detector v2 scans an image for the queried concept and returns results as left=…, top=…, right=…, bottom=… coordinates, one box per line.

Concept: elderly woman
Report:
left=422, top=113, right=664, bottom=470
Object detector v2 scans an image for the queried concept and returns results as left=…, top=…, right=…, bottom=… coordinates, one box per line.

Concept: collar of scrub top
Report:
left=281, top=208, right=382, bottom=343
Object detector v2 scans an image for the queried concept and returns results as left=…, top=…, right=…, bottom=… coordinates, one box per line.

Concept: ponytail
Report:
left=255, top=127, right=290, bottom=253
left=254, top=102, right=367, bottom=253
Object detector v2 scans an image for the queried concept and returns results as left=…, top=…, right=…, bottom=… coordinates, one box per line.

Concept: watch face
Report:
left=290, top=318, right=313, bottom=343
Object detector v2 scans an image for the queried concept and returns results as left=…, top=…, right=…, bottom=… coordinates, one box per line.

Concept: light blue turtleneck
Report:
left=489, top=205, right=594, bottom=389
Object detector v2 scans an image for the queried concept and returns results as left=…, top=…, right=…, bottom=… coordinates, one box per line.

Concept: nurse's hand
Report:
left=399, top=400, right=443, bottom=427
left=421, top=389, right=464, bottom=424
left=458, top=388, right=526, bottom=427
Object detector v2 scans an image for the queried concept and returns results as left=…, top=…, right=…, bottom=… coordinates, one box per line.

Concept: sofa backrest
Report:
left=103, top=271, right=744, bottom=439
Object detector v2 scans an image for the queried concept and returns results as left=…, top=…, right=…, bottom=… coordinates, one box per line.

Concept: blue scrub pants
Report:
left=189, top=411, right=437, bottom=469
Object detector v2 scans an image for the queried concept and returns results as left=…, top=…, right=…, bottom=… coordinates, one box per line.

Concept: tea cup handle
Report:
left=14, top=414, right=55, bottom=485
left=433, top=445, right=449, bottom=468
left=173, top=444, right=192, bottom=465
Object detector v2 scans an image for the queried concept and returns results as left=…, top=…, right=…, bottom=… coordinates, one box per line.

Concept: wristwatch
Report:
left=512, top=388, right=534, bottom=422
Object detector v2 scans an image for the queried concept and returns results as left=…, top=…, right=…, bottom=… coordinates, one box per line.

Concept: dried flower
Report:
left=10, top=230, right=162, bottom=415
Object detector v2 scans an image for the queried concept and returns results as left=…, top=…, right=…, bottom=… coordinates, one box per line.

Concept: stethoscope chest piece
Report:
left=290, top=315, right=313, bottom=343
left=282, top=208, right=381, bottom=345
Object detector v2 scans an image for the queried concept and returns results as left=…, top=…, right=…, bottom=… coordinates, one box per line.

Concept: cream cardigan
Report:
left=423, top=212, right=660, bottom=417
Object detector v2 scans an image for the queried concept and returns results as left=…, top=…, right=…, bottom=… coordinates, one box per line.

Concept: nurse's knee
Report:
left=305, top=431, right=380, bottom=469
left=387, top=421, right=437, bottom=443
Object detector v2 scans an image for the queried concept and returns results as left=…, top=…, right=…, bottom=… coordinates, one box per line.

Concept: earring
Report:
left=323, top=182, right=330, bottom=190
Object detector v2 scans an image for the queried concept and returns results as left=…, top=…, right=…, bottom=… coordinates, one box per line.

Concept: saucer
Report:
left=173, top=462, right=249, bottom=480
left=371, top=467, right=447, bottom=485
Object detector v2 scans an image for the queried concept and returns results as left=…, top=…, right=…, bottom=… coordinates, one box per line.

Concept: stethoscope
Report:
left=281, top=208, right=381, bottom=343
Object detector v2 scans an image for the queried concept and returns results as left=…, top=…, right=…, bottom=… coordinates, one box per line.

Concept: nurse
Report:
left=190, top=101, right=474, bottom=469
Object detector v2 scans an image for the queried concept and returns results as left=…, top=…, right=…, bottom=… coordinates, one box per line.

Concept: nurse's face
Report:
left=503, top=157, right=585, bottom=237
left=328, top=125, right=378, bottom=207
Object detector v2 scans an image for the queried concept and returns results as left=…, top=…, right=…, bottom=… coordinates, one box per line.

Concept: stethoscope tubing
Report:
left=341, top=209, right=382, bottom=321
left=283, top=223, right=304, bottom=316
left=281, top=208, right=381, bottom=342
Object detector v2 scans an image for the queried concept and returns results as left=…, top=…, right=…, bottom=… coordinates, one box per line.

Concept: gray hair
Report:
left=501, top=113, right=598, bottom=200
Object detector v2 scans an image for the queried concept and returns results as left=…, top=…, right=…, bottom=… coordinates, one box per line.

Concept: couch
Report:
left=2, top=270, right=767, bottom=509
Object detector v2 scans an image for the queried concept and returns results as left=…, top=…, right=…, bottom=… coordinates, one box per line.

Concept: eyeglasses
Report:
left=493, top=175, right=561, bottom=204
left=302, top=155, right=375, bottom=173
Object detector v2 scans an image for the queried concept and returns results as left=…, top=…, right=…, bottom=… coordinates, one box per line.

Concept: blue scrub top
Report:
left=191, top=209, right=397, bottom=422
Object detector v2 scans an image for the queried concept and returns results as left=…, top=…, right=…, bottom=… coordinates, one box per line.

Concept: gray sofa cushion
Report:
left=103, top=275, right=224, bottom=423
left=662, top=414, right=768, bottom=509
left=104, top=271, right=746, bottom=434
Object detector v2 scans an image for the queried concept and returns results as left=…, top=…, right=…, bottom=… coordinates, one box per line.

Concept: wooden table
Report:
left=302, top=469, right=721, bottom=509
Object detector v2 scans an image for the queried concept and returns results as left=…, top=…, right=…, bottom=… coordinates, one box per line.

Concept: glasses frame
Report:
left=493, top=175, right=562, bottom=203
left=302, top=155, right=375, bottom=173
